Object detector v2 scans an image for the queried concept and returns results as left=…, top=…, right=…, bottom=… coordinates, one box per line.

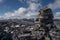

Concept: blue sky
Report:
left=0, top=0, right=60, bottom=19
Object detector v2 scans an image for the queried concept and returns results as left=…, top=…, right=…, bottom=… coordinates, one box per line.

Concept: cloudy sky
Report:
left=0, top=0, right=60, bottom=20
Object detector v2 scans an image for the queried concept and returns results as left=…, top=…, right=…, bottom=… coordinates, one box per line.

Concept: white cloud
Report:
left=54, top=12, right=60, bottom=19
left=0, top=0, right=3, bottom=2
left=0, top=7, right=27, bottom=19
left=48, top=0, right=60, bottom=10
left=0, top=0, right=41, bottom=20
left=28, top=3, right=40, bottom=11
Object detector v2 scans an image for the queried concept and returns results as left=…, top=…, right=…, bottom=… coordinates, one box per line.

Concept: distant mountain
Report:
left=0, top=18, right=60, bottom=29
left=0, top=18, right=34, bottom=22
left=21, top=18, right=34, bottom=22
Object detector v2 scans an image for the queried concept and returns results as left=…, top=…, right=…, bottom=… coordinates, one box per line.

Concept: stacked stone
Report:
left=33, top=7, right=57, bottom=40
